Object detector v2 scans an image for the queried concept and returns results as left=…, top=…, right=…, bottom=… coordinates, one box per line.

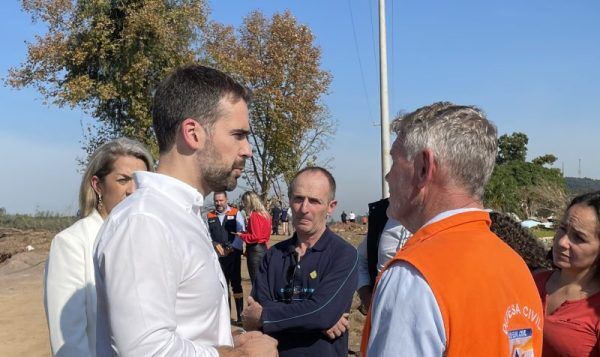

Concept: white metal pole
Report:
left=379, top=0, right=392, bottom=198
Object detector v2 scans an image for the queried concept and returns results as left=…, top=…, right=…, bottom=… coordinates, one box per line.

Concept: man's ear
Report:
left=327, top=199, right=338, bottom=215
left=415, top=149, right=436, bottom=189
left=179, top=118, right=207, bottom=150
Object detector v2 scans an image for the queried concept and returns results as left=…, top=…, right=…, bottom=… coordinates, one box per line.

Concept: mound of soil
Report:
left=0, top=250, right=48, bottom=276
left=0, top=227, right=54, bottom=264
left=330, top=223, right=366, bottom=247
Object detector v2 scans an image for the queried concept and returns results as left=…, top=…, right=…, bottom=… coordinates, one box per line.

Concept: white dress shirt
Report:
left=44, top=210, right=103, bottom=357
left=357, top=218, right=411, bottom=289
left=94, top=171, right=232, bottom=357
left=367, top=208, right=483, bottom=356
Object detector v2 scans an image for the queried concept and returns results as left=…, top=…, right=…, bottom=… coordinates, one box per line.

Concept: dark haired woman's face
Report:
left=553, top=203, right=600, bottom=273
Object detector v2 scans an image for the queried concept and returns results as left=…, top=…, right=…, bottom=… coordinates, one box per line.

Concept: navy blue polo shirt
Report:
left=251, top=228, right=358, bottom=357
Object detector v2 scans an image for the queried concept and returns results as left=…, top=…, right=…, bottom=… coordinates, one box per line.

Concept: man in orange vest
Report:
left=207, top=191, right=246, bottom=325
left=362, top=102, right=543, bottom=356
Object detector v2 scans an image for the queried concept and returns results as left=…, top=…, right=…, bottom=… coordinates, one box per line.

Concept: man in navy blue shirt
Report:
left=243, top=167, right=358, bottom=357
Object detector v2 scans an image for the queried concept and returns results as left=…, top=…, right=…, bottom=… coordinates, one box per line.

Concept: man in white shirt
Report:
left=356, top=198, right=411, bottom=314
left=348, top=211, right=356, bottom=223
left=94, top=65, right=278, bottom=356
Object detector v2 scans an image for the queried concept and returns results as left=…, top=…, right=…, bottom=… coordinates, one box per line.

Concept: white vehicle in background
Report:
left=520, top=219, right=555, bottom=229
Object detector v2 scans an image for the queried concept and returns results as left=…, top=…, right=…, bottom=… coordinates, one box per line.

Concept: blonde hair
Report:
left=79, top=138, right=153, bottom=217
left=241, top=191, right=269, bottom=218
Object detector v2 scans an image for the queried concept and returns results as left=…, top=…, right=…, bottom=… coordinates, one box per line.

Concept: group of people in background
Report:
left=269, top=202, right=292, bottom=236
left=41, top=63, right=600, bottom=357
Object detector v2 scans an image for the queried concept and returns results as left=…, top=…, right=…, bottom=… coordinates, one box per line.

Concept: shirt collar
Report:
left=216, top=205, right=232, bottom=216
left=311, top=228, right=333, bottom=251
left=290, top=228, right=332, bottom=253
left=133, top=171, right=204, bottom=214
left=90, top=208, right=104, bottom=223
left=422, top=207, right=483, bottom=228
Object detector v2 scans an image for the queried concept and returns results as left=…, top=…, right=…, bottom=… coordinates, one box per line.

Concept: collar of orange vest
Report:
left=207, top=206, right=238, bottom=218
left=400, top=210, right=490, bottom=250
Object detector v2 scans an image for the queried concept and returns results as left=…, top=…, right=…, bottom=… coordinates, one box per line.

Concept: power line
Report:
left=347, top=0, right=376, bottom=125
left=390, top=0, right=395, bottom=114
left=367, top=0, right=379, bottom=64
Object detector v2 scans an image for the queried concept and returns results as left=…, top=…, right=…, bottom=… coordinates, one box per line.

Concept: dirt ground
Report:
left=0, top=223, right=367, bottom=356
left=0, top=227, right=54, bottom=357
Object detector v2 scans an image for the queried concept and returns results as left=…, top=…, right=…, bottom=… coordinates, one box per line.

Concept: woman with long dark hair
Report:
left=534, top=191, right=600, bottom=356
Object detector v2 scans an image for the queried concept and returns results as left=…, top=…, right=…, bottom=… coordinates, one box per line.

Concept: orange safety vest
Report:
left=207, top=207, right=238, bottom=219
left=361, top=211, right=543, bottom=357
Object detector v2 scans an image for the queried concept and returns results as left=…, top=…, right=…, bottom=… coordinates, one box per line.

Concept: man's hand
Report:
left=218, top=332, right=278, bottom=357
left=242, top=296, right=263, bottom=331
left=233, top=330, right=264, bottom=347
left=357, top=285, right=373, bottom=315
left=323, top=313, right=350, bottom=340
left=214, top=243, right=225, bottom=257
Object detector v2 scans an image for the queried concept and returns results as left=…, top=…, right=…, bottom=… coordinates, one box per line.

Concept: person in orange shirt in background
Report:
left=362, top=102, right=543, bottom=357
left=207, top=191, right=246, bottom=325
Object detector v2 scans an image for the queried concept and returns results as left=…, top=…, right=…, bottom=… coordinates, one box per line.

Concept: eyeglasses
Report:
left=282, top=251, right=300, bottom=303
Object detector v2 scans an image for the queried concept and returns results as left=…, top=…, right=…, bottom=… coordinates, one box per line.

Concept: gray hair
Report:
left=391, top=101, right=497, bottom=198
left=79, top=138, right=154, bottom=217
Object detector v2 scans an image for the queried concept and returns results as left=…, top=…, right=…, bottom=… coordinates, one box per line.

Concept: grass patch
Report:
left=529, top=227, right=555, bottom=239
left=0, top=211, right=77, bottom=232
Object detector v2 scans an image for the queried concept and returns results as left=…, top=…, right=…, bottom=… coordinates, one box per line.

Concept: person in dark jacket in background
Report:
left=271, top=203, right=282, bottom=235
left=243, top=167, right=358, bottom=357
left=356, top=198, right=412, bottom=314
left=207, top=191, right=246, bottom=324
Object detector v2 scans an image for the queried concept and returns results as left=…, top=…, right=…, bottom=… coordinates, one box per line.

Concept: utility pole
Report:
left=578, top=158, right=582, bottom=178
left=379, top=0, right=391, bottom=198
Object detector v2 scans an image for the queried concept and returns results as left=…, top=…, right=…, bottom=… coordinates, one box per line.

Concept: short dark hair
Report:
left=152, top=65, right=251, bottom=153
left=214, top=191, right=227, bottom=198
left=288, top=166, right=336, bottom=202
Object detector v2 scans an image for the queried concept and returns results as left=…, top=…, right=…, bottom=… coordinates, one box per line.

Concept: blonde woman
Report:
left=44, top=138, right=153, bottom=356
left=235, top=191, right=271, bottom=283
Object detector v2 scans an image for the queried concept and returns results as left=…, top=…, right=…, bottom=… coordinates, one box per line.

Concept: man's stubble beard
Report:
left=197, top=140, right=245, bottom=193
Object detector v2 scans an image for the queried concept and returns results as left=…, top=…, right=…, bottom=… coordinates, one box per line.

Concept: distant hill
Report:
left=565, top=177, right=600, bottom=196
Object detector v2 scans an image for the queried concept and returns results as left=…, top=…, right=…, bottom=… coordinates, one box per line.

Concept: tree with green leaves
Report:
left=496, top=132, right=528, bottom=165
left=204, top=10, right=334, bottom=201
left=7, top=0, right=208, bottom=159
left=532, top=154, right=558, bottom=167
left=484, top=132, right=566, bottom=218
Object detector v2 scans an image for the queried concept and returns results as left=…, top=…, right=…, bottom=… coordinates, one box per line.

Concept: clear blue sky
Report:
left=1, top=0, right=599, bottom=214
